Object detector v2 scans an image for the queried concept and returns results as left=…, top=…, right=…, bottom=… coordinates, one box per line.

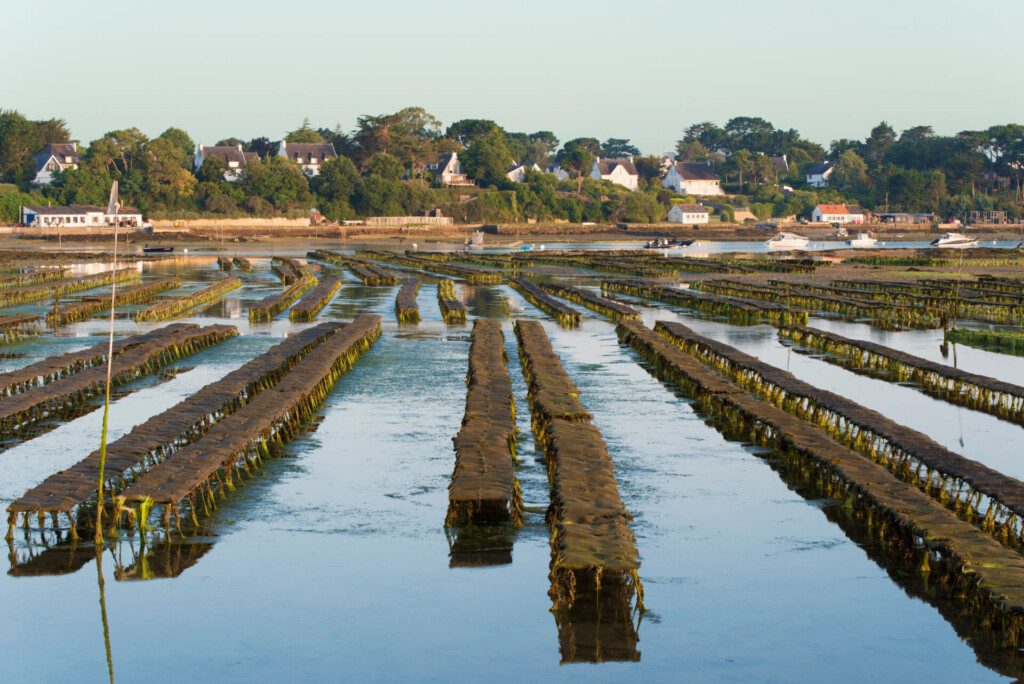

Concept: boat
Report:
left=765, top=232, right=810, bottom=250
left=930, top=232, right=979, bottom=249
left=141, top=245, right=174, bottom=254
left=846, top=233, right=877, bottom=247
left=642, top=238, right=695, bottom=250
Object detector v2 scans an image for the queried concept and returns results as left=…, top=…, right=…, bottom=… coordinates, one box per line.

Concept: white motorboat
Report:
left=846, top=233, right=877, bottom=248
left=765, top=232, right=810, bottom=249
left=930, top=232, right=979, bottom=249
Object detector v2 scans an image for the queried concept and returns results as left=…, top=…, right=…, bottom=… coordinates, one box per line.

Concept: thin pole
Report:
left=95, top=201, right=119, bottom=544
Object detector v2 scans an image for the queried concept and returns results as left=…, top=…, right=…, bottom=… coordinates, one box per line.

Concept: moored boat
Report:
left=846, top=233, right=877, bottom=247
left=930, top=232, right=979, bottom=249
left=765, top=232, right=810, bottom=249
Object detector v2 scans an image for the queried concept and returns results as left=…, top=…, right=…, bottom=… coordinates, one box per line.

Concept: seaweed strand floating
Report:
left=231, top=257, right=252, bottom=272
left=514, top=319, right=642, bottom=613
left=446, top=319, right=520, bottom=526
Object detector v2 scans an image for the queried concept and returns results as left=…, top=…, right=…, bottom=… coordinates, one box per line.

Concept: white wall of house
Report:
left=806, top=168, right=833, bottom=188
left=32, top=156, right=78, bottom=185
left=277, top=142, right=325, bottom=177
left=547, top=165, right=569, bottom=181
left=667, top=206, right=710, bottom=224
left=811, top=207, right=849, bottom=223
left=21, top=208, right=143, bottom=228
left=591, top=162, right=638, bottom=191
left=195, top=145, right=245, bottom=182
left=662, top=166, right=723, bottom=195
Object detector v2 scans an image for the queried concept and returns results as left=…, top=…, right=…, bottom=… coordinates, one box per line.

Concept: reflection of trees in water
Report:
left=445, top=525, right=514, bottom=568
left=552, top=571, right=641, bottom=664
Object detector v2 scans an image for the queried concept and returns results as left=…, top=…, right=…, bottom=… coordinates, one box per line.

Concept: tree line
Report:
left=1, top=108, right=1021, bottom=224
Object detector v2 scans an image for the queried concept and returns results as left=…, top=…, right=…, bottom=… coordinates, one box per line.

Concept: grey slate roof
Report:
left=672, top=162, right=719, bottom=181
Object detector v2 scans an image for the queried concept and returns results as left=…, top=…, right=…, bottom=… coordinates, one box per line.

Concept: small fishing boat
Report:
left=846, top=233, right=877, bottom=247
left=765, top=232, right=810, bottom=250
left=930, top=232, right=979, bottom=249
left=141, top=244, right=175, bottom=254
left=642, top=238, right=695, bottom=250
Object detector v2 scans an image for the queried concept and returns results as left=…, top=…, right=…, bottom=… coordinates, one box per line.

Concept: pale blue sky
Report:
left=7, top=0, right=1023, bottom=153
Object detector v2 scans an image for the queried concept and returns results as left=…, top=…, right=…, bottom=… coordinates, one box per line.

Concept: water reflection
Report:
left=7, top=539, right=92, bottom=576
left=446, top=525, right=514, bottom=568
left=553, top=574, right=641, bottom=664
left=633, top=350, right=1024, bottom=678
left=114, top=540, right=214, bottom=581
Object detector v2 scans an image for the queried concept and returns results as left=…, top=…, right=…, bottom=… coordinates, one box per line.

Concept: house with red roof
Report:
left=811, top=203, right=867, bottom=224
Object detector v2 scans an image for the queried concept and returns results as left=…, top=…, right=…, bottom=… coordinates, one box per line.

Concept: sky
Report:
left=6, top=0, right=1024, bottom=154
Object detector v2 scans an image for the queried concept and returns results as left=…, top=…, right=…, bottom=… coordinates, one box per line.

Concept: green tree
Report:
left=833, top=149, right=870, bottom=196
left=285, top=118, right=324, bottom=143
left=729, top=149, right=754, bottom=189
left=311, top=156, right=362, bottom=220
left=142, top=137, right=197, bottom=209
left=445, top=119, right=501, bottom=146
left=600, top=138, right=640, bottom=158
left=461, top=128, right=515, bottom=187
left=634, top=155, right=664, bottom=186
left=363, top=152, right=405, bottom=180
left=560, top=143, right=596, bottom=193
left=354, top=107, right=441, bottom=171
left=157, top=127, right=195, bottom=163
left=196, top=157, right=228, bottom=183
left=864, top=122, right=896, bottom=167
left=239, top=156, right=313, bottom=212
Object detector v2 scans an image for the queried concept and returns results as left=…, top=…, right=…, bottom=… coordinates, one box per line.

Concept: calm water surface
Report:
left=0, top=258, right=1019, bottom=682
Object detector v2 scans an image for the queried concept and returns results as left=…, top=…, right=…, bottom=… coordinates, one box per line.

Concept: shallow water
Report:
left=0, top=257, right=1020, bottom=682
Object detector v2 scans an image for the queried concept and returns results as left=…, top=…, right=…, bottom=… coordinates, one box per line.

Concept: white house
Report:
left=546, top=164, right=570, bottom=181
left=277, top=141, right=337, bottom=176
left=662, top=162, right=723, bottom=196
left=591, top=158, right=639, bottom=191
left=429, top=153, right=474, bottom=186
left=810, top=203, right=866, bottom=224
left=32, top=143, right=80, bottom=185
left=195, top=144, right=258, bottom=181
left=667, top=204, right=710, bottom=224
left=20, top=204, right=144, bottom=228
left=805, top=162, right=834, bottom=188
left=506, top=162, right=541, bottom=183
